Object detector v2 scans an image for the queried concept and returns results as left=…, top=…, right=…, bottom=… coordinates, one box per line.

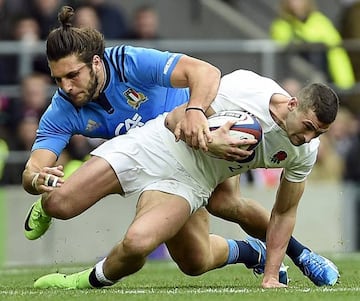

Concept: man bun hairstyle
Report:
left=46, top=6, right=105, bottom=63
left=58, top=5, right=73, bottom=30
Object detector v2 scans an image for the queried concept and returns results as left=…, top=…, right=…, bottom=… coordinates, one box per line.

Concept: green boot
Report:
left=34, top=268, right=93, bottom=289
left=24, top=198, right=52, bottom=240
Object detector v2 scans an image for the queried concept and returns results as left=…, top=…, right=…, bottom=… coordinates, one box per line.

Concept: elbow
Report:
left=211, top=65, right=221, bottom=82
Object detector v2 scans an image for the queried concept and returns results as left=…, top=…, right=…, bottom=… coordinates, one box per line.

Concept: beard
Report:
left=66, top=68, right=100, bottom=107
left=85, top=68, right=99, bottom=101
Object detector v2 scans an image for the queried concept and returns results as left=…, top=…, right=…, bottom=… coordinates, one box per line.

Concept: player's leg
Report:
left=206, top=175, right=339, bottom=286
left=165, top=208, right=228, bottom=275
left=34, top=190, right=192, bottom=289
left=102, top=191, right=191, bottom=281
left=165, top=207, right=288, bottom=285
left=43, top=156, right=122, bottom=219
left=207, top=175, right=270, bottom=240
left=24, top=156, right=122, bottom=240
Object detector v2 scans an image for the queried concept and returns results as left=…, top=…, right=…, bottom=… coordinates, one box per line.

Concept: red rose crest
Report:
left=270, top=151, right=287, bottom=164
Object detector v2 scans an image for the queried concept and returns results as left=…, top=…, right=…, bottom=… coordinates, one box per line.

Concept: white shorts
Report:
left=90, top=117, right=211, bottom=213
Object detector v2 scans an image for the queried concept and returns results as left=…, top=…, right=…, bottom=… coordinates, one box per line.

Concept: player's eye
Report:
left=304, top=123, right=314, bottom=131
left=66, top=72, right=80, bottom=79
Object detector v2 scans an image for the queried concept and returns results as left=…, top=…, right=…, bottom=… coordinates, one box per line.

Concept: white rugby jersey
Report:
left=160, top=70, right=319, bottom=192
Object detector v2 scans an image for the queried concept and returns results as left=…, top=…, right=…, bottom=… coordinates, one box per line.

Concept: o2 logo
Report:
left=114, top=113, right=144, bottom=136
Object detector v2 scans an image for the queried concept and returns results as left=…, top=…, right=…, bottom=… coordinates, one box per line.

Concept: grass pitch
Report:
left=0, top=253, right=359, bottom=301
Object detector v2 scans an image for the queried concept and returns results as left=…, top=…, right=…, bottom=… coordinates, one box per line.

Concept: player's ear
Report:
left=92, top=55, right=101, bottom=65
left=288, top=97, right=298, bottom=111
left=92, top=55, right=102, bottom=71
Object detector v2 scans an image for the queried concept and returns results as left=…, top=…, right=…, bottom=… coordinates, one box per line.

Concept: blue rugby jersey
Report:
left=32, top=45, right=190, bottom=157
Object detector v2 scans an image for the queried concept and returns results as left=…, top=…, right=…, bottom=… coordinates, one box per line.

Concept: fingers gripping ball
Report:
left=208, top=110, right=263, bottom=150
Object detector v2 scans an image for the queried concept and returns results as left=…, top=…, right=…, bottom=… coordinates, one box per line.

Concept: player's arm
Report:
left=169, top=55, right=221, bottom=151
left=22, top=149, right=65, bottom=195
left=262, top=177, right=305, bottom=288
left=165, top=103, right=256, bottom=161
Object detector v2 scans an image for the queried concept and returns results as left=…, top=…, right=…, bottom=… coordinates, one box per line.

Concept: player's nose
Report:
left=61, top=78, right=73, bottom=94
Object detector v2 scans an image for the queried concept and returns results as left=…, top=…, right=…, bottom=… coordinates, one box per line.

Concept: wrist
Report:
left=185, top=106, right=206, bottom=117
left=31, top=173, right=40, bottom=191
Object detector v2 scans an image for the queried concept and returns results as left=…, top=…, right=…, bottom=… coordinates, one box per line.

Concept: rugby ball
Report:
left=208, top=111, right=262, bottom=150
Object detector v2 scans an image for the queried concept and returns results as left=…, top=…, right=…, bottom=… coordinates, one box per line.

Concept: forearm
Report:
left=263, top=178, right=304, bottom=288
left=265, top=211, right=295, bottom=280
left=22, top=149, right=59, bottom=194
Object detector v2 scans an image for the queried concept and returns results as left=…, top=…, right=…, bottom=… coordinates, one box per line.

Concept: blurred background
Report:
left=1, top=0, right=360, bottom=266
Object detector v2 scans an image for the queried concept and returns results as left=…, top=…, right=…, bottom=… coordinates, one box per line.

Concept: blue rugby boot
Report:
left=245, top=236, right=289, bottom=285
left=295, top=249, right=339, bottom=286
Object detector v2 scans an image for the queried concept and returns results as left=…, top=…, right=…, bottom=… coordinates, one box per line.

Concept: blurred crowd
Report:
left=0, top=0, right=360, bottom=188
left=0, top=0, right=161, bottom=184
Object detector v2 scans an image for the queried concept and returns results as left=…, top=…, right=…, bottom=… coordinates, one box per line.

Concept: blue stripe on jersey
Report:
left=109, top=46, right=122, bottom=82
left=120, top=46, right=127, bottom=82
left=109, top=45, right=128, bottom=83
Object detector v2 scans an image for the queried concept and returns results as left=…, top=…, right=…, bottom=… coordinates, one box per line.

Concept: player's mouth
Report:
left=291, top=135, right=305, bottom=146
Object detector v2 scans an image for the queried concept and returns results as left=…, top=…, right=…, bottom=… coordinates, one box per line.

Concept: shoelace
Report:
left=32, top=208, right=41, bottom=220
left=253, top=265, right=264, bottom=275
left=32, top=206, right=51, bottom=222
left=300, top=253, right=323, bottom=278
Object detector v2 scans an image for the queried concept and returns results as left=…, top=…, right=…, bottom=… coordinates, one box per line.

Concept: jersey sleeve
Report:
left=108, top=45, right=183, bottom=88
left=283, top=140, right=319, bottom=182
left=31, top=94, right=75, bottom=158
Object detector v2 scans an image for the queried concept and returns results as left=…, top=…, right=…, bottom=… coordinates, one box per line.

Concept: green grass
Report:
left=0, top=253, right=359, bottom=301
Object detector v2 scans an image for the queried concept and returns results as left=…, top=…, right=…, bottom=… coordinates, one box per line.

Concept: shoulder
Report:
left=221, top=69, right=261, bottom=85
left=222, top=70, right=284, bottom=92
left=105, top=45, right=181, bottom=69
left=290, top=138, right=319, bottom=166
left=106, top=45, right=172, bottom=58
left=41, top=90, right=76, bottom=121
left=50, top=90, right=76, bottom=110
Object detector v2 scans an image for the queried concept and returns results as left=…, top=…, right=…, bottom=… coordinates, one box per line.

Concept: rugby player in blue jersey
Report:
left=23, top=6, right=338, bottom=287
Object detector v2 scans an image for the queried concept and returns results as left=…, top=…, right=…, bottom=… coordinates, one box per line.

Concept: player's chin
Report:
left=290, top=136, right=305, bottom=146
left=73, top=95, right=90, bottom=107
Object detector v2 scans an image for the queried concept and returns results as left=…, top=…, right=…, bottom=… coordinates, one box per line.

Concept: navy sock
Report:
left=286, top=236, right=310, bottom=265
left=226, top=239, right=259, bottom=268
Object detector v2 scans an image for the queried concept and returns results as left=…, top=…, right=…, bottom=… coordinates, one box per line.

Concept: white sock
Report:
left=94, top=257, right=115, bottom=286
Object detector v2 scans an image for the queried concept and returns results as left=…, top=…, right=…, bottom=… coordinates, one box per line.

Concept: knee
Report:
left=176, top=253, right=208, bottom=276
left=42, top=190, right=73, bottom=220
left=122, top=227, right=158, bottom=259
left=206, top=197, right=222, bottom=215
left=207, top=192, right=242, bottom=217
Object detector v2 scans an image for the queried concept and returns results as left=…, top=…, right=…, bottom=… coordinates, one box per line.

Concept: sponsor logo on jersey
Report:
left=85, top=119, right=101, bottom=132
left=124, top=88, right=147, bottom=109
left=270, top=151, right=287, bottom=164
left=114, top=113, right=144, bottom=136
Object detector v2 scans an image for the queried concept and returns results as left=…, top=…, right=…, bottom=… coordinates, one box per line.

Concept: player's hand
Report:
left=174, top=108, right=212, bottom=151
left=31, top=165, right=65, bottom=193
left=261, top=277, right=288, bottom=289
left=207, top=120, right=258, bottom=161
